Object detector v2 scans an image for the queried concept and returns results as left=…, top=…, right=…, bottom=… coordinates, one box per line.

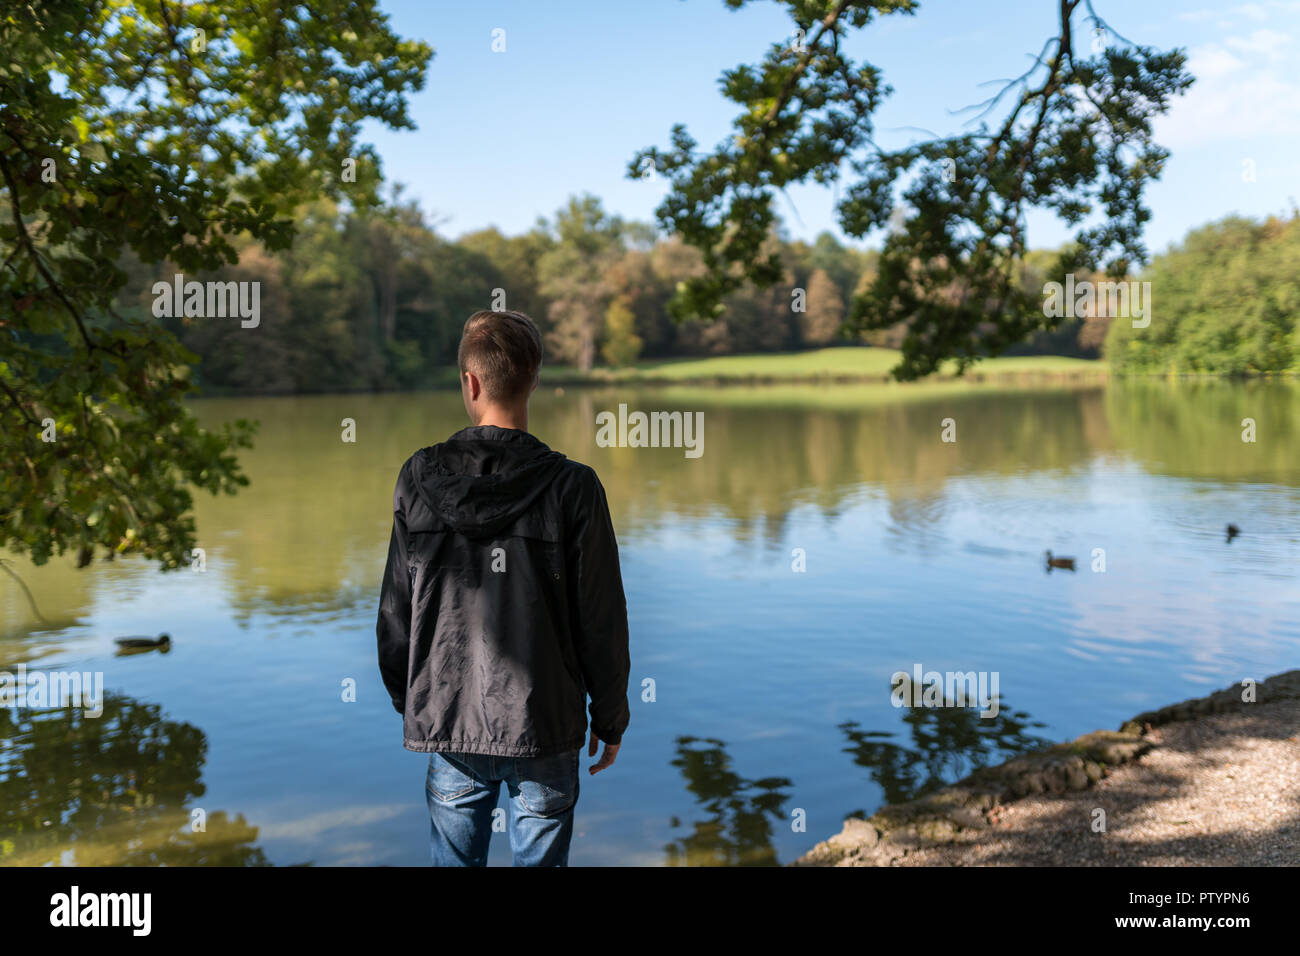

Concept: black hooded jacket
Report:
left=376, top=425, right=630, bottom=757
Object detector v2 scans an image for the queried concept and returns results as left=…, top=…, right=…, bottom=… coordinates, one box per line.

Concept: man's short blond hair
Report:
left=456, top=310, right=543, bottom=403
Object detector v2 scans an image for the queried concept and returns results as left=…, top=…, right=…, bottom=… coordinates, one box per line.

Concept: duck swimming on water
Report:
left=1226, top=523, right=1241, bottom=542
left=1045, top=551, right=1076, bottom=572
left=114, top=633, right=171, bottom=653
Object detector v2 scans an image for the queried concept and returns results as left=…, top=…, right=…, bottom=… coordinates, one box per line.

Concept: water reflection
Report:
left=838, top=692, right=1052, bottom=810
left=6, top=381, right=1297, bottom=642
left=0, top=380, right=1296, bottom=866
left=0, top=694, right=268, bottom=866
left=1106, top=380, right=1300, bottom=482
left=664, top=736, right=792, bottom=867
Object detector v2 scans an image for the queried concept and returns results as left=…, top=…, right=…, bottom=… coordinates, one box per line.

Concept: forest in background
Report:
left=113, top=191, right=1300, bottom=395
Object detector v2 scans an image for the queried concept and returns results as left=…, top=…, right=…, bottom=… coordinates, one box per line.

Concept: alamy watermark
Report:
left=49, top=886, right=150, bottom=936
left=890, top=664, right=1000, bottom=718
left=0, top=665, right=104, bottom=717
left=152, top=273, right=260, bottom=328
left=1042, top=275, right=1151, bottom=329
left=595, top=403, right=704, bottom=459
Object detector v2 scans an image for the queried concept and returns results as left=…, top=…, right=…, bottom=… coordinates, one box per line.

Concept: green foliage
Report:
left=601, top=298, right=643, bottom=367
left=121, top=195, right=1117, bottom=396
left=1106, top=215, right=1300, bottom=375
left=631, top=0, right=1192, bottom=380
left=1006, top=246, right=1111, bottom=359
left=537, top=195, right=625, bottom=372
left=458, top=226, right=555, bottom=325
left=1, top=0, right=431, bottom=567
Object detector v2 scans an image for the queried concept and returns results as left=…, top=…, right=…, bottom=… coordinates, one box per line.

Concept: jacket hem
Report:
left=403, top=735, right=586, bottom=758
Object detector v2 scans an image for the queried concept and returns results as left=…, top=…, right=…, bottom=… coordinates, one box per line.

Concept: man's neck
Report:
left=474, top=407, right=528, bottom=432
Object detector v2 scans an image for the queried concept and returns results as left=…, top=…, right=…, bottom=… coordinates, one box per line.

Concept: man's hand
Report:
left=587, top=730, right=620, bottom=775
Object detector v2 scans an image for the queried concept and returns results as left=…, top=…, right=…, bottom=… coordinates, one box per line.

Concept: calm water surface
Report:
left=2, top=380, right=1298, bottom=865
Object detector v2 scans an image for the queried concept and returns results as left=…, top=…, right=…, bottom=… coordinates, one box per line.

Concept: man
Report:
left=376, top=309, right=630, bottom=867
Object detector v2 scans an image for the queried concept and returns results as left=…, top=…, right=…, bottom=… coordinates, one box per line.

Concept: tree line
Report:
left=1105, top=213, right=1300, bottom=376
left=112, top=190, right=1154, bottom=395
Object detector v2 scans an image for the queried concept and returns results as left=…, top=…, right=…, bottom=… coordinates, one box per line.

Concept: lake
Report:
left=2, top=379, right=1298, bottom=866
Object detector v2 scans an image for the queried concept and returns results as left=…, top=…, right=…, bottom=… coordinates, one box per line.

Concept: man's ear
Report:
left=464, top=370, right=482, bottom=402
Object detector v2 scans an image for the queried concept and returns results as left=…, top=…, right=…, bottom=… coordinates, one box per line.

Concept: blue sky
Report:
left=363, top=0, right=1300, bottom=257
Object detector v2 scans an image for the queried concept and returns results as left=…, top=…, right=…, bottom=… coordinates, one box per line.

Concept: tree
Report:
left=601, top=298, right=643, bottom=367
left=807, top=232, right=860, bottom=306
left=1007, top=246, right=1091, bottom=357
left=457, top=225, right=554, bottom=325
left=800, top=267, right=845, bottom=346
left=631, top=0, right=1192, bottom=379
left=411, top=238, right=506, bottom=377
left=537, top=195, right=625, bottom=372
left=1106, top=215, right=1300, bottom=375
left=357, top=186, right=433, bottom=347
left=604, top=247, right=673, bottom=358
left=1, top=1, right=431, bottom=567
left=647, top=238, right=709, bottom=354
left=724, top=276, right=795, bottom=353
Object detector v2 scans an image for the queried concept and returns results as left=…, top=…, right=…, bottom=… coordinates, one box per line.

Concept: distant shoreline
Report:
left=181, top=348, right=1300, bottom=398
left=535, top=348, right=1108, bottom=388
left=538, top=367, right=1110, bottom=389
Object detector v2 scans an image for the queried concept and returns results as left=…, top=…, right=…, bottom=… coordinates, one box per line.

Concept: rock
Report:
left=831, top=817, right=878, bottom=850
left=881, top=826, right=922, bottom=848
left=1065, top=761, right=1089, bottom=790
left=947, top=806, right=988, bottom=830
left=916, top=819, right=957, bottom=844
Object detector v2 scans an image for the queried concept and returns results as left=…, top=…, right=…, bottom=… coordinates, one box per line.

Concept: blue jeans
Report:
left=425, top=750, right=580, bottom=866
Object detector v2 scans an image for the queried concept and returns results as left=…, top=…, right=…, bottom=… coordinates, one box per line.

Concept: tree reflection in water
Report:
left=838, top=692, right=1052, bottom=812
left=664, top=735, right=792, bottom=867
left=0, top=693, right=268, bottom=866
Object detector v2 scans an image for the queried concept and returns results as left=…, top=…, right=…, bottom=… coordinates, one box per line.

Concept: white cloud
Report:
left=1154, top=31, right=1300, bottom=147
left=1188, top=45, right=1247, bottom=79
left=1224, top=27, right=1292, bottom=56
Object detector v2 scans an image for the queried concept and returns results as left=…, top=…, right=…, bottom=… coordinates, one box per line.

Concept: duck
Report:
left=1045, top=551, right=1076, bottom=572
left=1226, top=523, right=1241, bottom=542
left=114, top=633, right=171, bottom=653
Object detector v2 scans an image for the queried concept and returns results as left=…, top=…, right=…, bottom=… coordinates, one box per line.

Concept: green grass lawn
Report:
left=540, top=347, right=1106, bottom=386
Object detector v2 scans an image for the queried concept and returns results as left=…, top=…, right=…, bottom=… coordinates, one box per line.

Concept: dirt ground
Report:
left=896, top=697, right=1300, bottom=866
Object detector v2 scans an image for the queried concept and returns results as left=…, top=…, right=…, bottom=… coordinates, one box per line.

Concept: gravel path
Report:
left=894, top=698, right=1300, bottom=866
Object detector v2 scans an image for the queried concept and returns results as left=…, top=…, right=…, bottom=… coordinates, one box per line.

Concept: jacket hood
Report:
left=411, top=426, right=568, bottom=538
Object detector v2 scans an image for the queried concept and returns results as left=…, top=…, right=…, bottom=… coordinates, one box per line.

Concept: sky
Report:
left=362, top=0, right=1300, bottom=257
